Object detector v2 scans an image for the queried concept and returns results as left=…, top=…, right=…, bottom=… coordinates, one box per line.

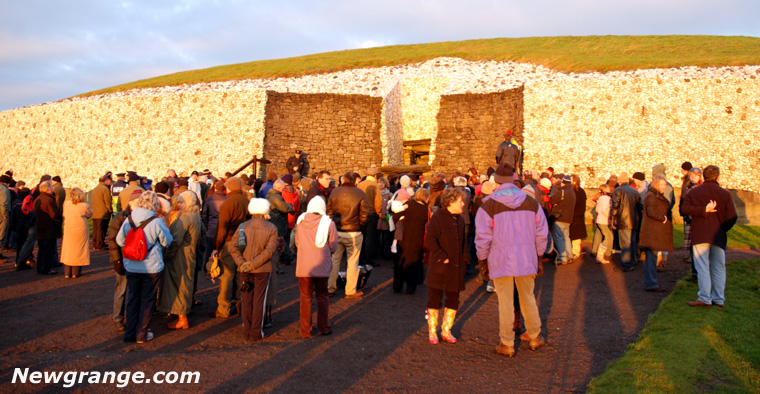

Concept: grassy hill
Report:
left=81, top=35, right=760, bottom=97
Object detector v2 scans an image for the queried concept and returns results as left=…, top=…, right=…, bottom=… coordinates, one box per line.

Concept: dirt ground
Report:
left=1, top=244, right=758, bottom=393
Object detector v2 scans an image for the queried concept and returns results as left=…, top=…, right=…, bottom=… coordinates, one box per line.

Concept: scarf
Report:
left=296, top=197, right=332, bottom=248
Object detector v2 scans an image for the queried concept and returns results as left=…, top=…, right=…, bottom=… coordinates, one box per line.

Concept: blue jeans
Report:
left=617, top=228, right=638, bottom=269
left=124, top=271, right=162, bottom=342
left=643, top=249, right=660, bottom=289
left=552, top=222, right=571, bottom=262
left=693, top=243, right=726, bottom=305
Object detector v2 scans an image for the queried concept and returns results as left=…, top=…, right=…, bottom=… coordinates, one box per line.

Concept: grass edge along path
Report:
left=78, top=35, right=760, bottom=98
left=587, top=259, right=760, bottom=394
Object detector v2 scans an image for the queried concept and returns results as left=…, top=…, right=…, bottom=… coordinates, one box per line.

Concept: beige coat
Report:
left=61, top=201, right=93, bottom=266
left=159, top=211, right=201, bottom=315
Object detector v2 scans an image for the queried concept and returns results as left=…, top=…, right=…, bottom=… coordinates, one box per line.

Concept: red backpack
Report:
left=122, top=215, right=158, bottom=261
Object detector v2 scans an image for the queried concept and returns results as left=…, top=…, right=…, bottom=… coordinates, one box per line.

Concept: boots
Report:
left=513, top=311, right=521, bottom=332
left=264, top=306, right=273, bottom=328
left=425, top=309, right=439, bottom=344
left=168, top=314, right=189, bottom=330
left=441, top=308, right=458, bottom=344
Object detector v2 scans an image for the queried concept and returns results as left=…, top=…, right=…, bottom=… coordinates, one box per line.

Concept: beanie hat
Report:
left=681, top=161, right=693, bottom=171
left=562, top=175, right=572, bottom=183
left=248, top=198, right=271, bottom=215
left=493, top=163, right=515, bottom=184
left=540, top=178, right=552, bottom=189
left=225, top=177, right=243, bottom=192
left=281, top=173, right=293, bottom=186
left=214, top=180, right=225, bottom=191
left=267, top=172, right=277, bottom=181
left=632, top=172, right=646, bottom=182
left=399, top=175, right=411, bottom=188
left=0, top=175, right=9, bottom=184
left=522, top=185, right=536, bottom=200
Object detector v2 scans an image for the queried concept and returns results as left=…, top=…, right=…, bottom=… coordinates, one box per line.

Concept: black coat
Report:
left=549, top=183, right=576, bottom=224
left=393, top=199, right=429, bottom=284
left=639, top=189, right=674, bottom=252
left=611, top=183, right=642, bottom=230
left=304, top=182, right=333, bottom=208
left=570, top=187, right=588, bottom=240
left=680, top=180, right=737, bottom=250
left=425, top=208, right=467, bottom=292
left=34, top=193, right=62, bottom=240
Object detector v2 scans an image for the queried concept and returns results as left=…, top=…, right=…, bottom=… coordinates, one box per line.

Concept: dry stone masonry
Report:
left=1, top=57, right=759, bottom=200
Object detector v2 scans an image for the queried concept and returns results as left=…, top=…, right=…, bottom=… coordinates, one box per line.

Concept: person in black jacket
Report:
left=304, top=171, right=333, bottom=208
left=549, top=175, right=576, bottom=265
left=10, top=188, right=32, bottom=270
left=392, top=188, right=430, bottom=294
left=326, top=172, right=369, bottom=298
left=680, top=165, right=737, bottom=307
left=611, top=173, right=642, bottom=272
left=34, top=181, right=62, bottom=275
left=285, top=150, right=306, bottom=175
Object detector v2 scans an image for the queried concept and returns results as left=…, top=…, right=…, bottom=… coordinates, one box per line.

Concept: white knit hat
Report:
left=540, top=178, right=552, bottom=189
left=248, top=198, right=271, bottom=215
left=399, top=175, right=411, bottom=188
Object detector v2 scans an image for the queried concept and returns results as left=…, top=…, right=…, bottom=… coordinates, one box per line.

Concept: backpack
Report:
left=122, top=215, right=158, bottom=261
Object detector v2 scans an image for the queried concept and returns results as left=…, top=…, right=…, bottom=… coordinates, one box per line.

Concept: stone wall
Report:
left=432, top=88, right=524, bottom=175
left=523, top=77, right=760, bottom=193
left=382, top=82, right=404, bottom=166
left=0, top=90, right=267, bottom=190
left=263, top=92, right=384, bottom=178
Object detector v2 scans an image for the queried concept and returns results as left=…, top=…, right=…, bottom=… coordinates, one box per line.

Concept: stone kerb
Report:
left=0, top=89, right=268, bottom=191
left=523, top=77, right=760, bottom=193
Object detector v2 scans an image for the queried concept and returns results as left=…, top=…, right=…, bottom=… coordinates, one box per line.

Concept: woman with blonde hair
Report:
left=159, top=191, right=202, bottom=330
left=61, top=187, right=93, bottom=278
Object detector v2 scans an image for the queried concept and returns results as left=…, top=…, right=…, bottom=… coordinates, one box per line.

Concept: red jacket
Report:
left=282, top=186, right=301, bottom=229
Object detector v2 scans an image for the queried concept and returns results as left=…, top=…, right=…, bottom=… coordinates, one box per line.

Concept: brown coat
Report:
left=91, top=182, right=113, bottom=218
left=358, top=177, right=383, bottom=215
left=61, top=201, right=93, bottom=266
left=638, top=189, right=674, bottom=252
left=228, top=217, right=278, bottom=273
left=425, top=207, right=467, bottom=292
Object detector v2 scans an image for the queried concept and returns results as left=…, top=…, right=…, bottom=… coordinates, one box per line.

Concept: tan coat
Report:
left=61, top=201, right=93, bottom=266
left=91, top=182, right=113, bottom=218
left=358, top=177, right=383, bottom=215
left=159, top=211, right=202, bottom=315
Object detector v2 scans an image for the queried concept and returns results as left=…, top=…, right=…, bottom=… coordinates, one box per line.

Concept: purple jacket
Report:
left=475, top=183, right=549, bottom=278
left=295, top=213, right=338, bottom=278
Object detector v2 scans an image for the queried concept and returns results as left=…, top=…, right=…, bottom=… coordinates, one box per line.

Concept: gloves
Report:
left=477, top=259, right=490, bottom=283
left=239, top=262, right=255, bottom=273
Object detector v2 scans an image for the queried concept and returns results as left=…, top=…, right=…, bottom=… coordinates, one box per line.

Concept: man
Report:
left=91, top=174, right=113, bottom=250
left=211, top=177, right=250, bottom=318
left=326, top=172, right=369, bottom=299
left=495, top=130, right=521, bottom=175
left=475, top=163, right=548, bottom=358
left=202, top=181, right=227, bottom=267
left=51, top=176, right=66, bottom=209
left=153, top=181, right=172, bottom=218
left=106, top=189, right=141, bottom=332
left=681, top=165, right=737, bottom=307
left=612, top=172, right=642, bottom=272
left=111, top=173, right=127, bottom=212
left=285, top=150, right=306, bottom=175
left=188, top=170, right=203, bottom=202
left=304, top=170, right=333, bottom=207
left=0, top=175, right=11, bottom=261
left=267, top=179, right=295, bottom=266
left=358, top=167, right=383, bottom=266
left=259, top=172, right=277, bottom=198
left=548, top=174, right=576, bottom=265
left=118, top=172, right=143, bottom=211
left=34, top=181, right=62, bottom=275
left=632, top=172, right=648, bottom=200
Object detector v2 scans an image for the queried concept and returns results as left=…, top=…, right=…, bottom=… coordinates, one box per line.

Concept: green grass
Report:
left=78, top=35, right=760, bottom=98
left=585, top=224, right=760, bottom=249
left=587, top=259, right=760, bottom=393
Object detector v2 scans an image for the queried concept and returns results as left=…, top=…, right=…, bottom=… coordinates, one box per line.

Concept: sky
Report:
left=1, top=0, right=759, bottom=112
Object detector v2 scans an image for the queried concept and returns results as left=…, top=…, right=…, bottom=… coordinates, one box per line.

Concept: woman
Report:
left=228, top=199, right=278, bottom=342
left=638, top=175, right=674, bottom=292
left=591, top=184, right=614, bottom=263
left=679, top=167, right=703, bottom=265
left=569, top=175, right=587, bottom=260
left=295, top=198, right=338, bottom=338
left=61, top=187, right=93, bottom=278
left=393, top=188, right=430, bottom=294
left=159, top=191, right=202, bottom=330
left=377, top=177, right=393, bottom=260
left=116, top=191, right=174, bottom=343
left=425, top=188, right=468, bottom=345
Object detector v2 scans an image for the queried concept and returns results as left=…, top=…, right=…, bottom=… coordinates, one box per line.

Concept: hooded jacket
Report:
left=115, top=207, right=174, bottom=274
left=475, top=183, right=549, bottom=278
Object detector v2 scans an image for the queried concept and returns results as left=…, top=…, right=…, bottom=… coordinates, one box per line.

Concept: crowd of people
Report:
left=0, top=135, right=738, bottom=356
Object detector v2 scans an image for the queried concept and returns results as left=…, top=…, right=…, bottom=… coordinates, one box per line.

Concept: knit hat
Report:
left=481, top=181, right=495, bottom=195
left=399, top=175, right=411, bottom=188
left=652, top=164, right=667, bottom=176
left=225, top=177, right=243, bottom=192
left=0, top=175, right=9, bottom=184
left=129, top=189, right=143, bottom=201
left=562, top=175, right=572, bottom=183
left=493, top=163, right=515, bottom=184
left=689, top=167, right=703, bottom=176
left=522, top=185, right=536, bottom=200
left=505, top=130, right=513, bottom=136
left=214, top=180, right=225, bottom=191
left=281, top=173, right=293, bottom=185
left=681, top=161, right=693, bottom=171
left=248, top=198, right=270, bottom=215
left=632, top=172, right=646, bottom=182
left=540, top=178, right=552, bottom=189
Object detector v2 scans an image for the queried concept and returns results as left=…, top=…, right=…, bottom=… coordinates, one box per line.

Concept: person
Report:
left=424, top=187, right=468, bottom=345
left=549, top=175, right=576, bottom=265
left=211, top=177, right=250, bottom=318
left=392, top=189, right=430, bottom=294
left=91, top=175, right=113, bottom=250
left=612, top=173, right=642, bottom=272
left=187, top=171, right=202, bottom=202
left=61, top=188, right=93, bottom=278
left=590, top=184, right=614, bottom=263
left=495, top=130, right=521, bottom=173
left=280, top=174, right=301, bottom=264
left=267, top=179, right=295, bottom=264
left=304, top=170, right=333, bottom=207
left=569, top=175, right=587, bottom=259
left=153, top=181, right=172, bottom=219
left=106, top=190, right=141, bottom=332
left=285, top=150, right=306, bottom=175
left=258, top=172, right=277, bottom=198
left=228, top=199, right=278, bottom=342
left=201, top=180, right=227, bottom=267
left=680, top=161, right=693, bottom=196
left=0, top=175, right=11, bottom=262
left=358, top=167, right=383, bottom=266
left=681, top=165, right=737, bottom=307
left=377, top=177, right=393, bottom=260
left=10, top=187, right=33, bottom=270
left=34, top=181, right=62, bottom=275
left=159, top=191, right=202, bottom=330
left=116, top=191, right=174, bottom=343
left=295, top=198, right=338, bottom=338
left=475, top=163, right=548, bottom=357
left=51, top=176, right=66, bottom=209
left=326, top=172, right=369, bottom=298
left=638, top=175, right=673, bottom=292
left=632, top=172, right=649, bottom=200
left=679, top=168, right=703, bottom=268
left=111, top=173, right=127, bottom=212
left=119, top=172, right=144, bottom=211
